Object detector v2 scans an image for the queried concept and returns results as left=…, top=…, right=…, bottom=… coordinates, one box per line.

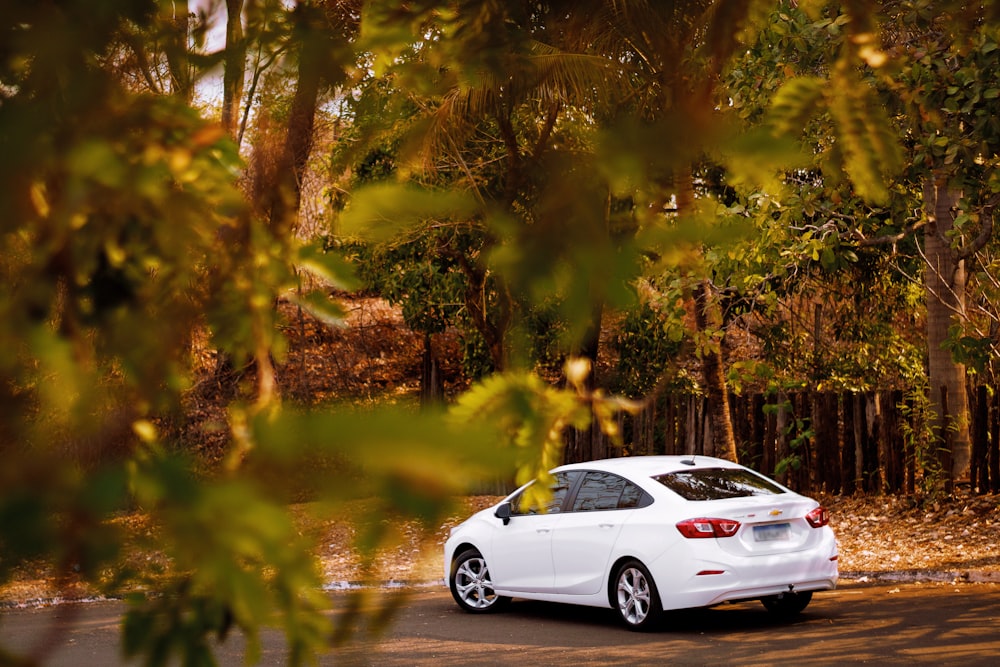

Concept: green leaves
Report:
left=288, top=242, right=357, bottom=326
left=249, top=405, right=515, bottom=504
left=826, top=67, right=902, bottom=203
left=339, top=183, right=480, bottom=243
left=450, top=358, right=638, bottom=511
left=767, top=71, right=902, bottom=204
left=451, top=371, right=584, bottom=497
left=769, top=77, right=825, bottom=137
left=124, top=450, right=333, bottom=665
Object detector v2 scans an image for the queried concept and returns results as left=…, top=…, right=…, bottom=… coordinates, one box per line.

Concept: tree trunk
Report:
left=675, top=167, right=738, bottom=462
left=923, top=176, right=971, bottom=486
left=221, top=0, right=246, bottom=141
left=262, top=1, right=354, bottom=237
left=692, top=281, right=738, bottom=462
left=853, top=392, right=865, bottom=492
left=419, top=333, right=443, bottom=407
left=775, top=392, right=789, bottom=485
left=459, top=258, right=510, bottom=372
left=265, top=4, right=323, bottom=236
left=165, top=1, right=192, bottom=102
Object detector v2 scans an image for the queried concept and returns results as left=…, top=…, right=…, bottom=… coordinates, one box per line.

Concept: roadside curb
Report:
left=840, top=570, right=1000, bottom=584
left=323, top=579, right=445, bottom=591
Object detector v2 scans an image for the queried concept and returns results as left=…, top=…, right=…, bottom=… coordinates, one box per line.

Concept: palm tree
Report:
left=357, top=0, right=760, bottom=460
left=408, top=1, right=635, bottom=375
left=559, top=0, right=758, bottom=462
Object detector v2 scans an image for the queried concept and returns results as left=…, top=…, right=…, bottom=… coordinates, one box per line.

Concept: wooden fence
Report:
left=564, top=387, right=1000, bottom=496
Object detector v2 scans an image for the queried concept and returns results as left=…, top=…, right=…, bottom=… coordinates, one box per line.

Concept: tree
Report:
left=886, top=12, right=1000, bottom=487
left=342, top=0, right=638, bottom=378
left=0, top=2, right=454, bottom=663
left=345, top=1, right=779, bottom=462
left=0, top=3, right=647, bottom=663
left=221, top=0, right=247, bottom=139
left=747, top=2, right=1000, bottom=487
left=256, top=1, right=358, bottom=237
left=576, top=0, right=762, bottom=462
left=163, top=0, right=194, bottom=100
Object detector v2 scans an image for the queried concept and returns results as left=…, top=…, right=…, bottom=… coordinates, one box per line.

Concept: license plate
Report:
left=753, top=523, right=790, bottom=542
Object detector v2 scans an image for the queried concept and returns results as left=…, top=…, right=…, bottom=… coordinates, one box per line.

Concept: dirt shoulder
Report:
left=823, top=492, right=1000, bottom=582
left=3, top=493, right=998, bottom=608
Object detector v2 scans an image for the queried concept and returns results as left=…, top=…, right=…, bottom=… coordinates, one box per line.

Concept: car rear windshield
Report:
left=653, top=467, right=786, bottom=501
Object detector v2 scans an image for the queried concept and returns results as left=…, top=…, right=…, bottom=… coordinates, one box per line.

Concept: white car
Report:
left=444, top=455, right=838, bottom=630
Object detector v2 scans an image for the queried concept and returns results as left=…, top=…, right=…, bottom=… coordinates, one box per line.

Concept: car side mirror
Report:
left=495, top=502, right=512, bottom=526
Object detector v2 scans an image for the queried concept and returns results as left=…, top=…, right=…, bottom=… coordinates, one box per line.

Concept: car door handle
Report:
left=536, top=528, right=551, bottom=534
left=598, top=523, right=615, bottom=529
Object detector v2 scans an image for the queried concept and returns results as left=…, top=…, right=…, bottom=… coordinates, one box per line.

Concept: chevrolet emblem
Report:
left=769, top=509, right=783, bottom=516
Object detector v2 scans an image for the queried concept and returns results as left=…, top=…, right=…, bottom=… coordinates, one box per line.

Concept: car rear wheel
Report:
left=761, top=590, right=813, bottom=617
left=612, top=559, right=661, bottom=631
left=449, top=549, right=510, bottom=613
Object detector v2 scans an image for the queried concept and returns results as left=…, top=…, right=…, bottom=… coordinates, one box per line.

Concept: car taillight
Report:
left=676, top=517, right=741, bottom=539
left=805, top=506, right=830, bottom=528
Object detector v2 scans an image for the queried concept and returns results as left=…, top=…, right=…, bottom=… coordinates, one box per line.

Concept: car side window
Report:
left=510, top=471, right=579, bottom=515
left=571, top=471, right=633, bottom=512
left=617, top=481, right=647, bottom=509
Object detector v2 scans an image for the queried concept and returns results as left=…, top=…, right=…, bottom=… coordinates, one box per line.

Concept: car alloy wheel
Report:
left=613, top=560, right=661, bottom=630
left=450, top=548, right=510, bottom=613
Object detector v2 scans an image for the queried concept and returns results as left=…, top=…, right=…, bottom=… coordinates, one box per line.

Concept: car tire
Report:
left=449, top=548, right=510, bottom=613
left=611, top=559, right=662, bottom=631
left=761, top=590, right=813, bottom=617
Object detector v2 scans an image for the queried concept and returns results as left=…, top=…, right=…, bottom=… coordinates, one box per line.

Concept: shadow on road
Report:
left=330, top=582, right=1000, bottom=666
left=2, top=581, right=999, bottom=666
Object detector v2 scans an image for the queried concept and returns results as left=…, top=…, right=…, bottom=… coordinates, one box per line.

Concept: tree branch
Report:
left=496, top=109, right=522, bottom=205
left=852, top=219, right=927, bottom=247
left=955, top=194, right=1000, bottom=260
left=529, top=101, right=560, bottom=164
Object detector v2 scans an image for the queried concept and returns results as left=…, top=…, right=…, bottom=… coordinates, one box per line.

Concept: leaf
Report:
left=722, top=125, right=810, bottom=191
left=339, top=183, right=479, bottom=242
left=450, top=371, right=588, bottom=494
left=250, top=405, right=517, bottom=504
left=296, top=242, right=359, bottom=291
left=768, top=76, right=825, bottom=137
left=286, top=290, right=348, bottom=327
left=825, top=67, right=902, bottom=203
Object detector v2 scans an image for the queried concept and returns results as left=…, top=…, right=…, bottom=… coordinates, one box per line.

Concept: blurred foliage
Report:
left=450, top=358, right=639, bottom=512
left=612, top=298, right=686, bottom=398
left=718, top=0, right=1000, bottom=397
left=8, top=0, right=1000, bottom=665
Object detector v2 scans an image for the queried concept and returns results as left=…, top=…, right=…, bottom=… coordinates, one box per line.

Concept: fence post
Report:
left=842, top=392, right=857, bottom=495
left=940, top=385, right=953, bottom=495
left=904, top=392, right=916, bottom=495
left=973, top=385, right=989, bottom=494
left=762, top=394, right=777, bottom=478
left=822, top=392, right=842, bottom=494
left=992, top=388, right=1000, bottom=493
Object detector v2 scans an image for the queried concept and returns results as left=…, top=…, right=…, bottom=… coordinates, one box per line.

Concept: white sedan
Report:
left=444, top=455, right=838, bottom=630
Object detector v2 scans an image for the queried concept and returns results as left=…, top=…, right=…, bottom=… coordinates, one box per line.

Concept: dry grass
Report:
left=3, top=492, right=999, bottom=608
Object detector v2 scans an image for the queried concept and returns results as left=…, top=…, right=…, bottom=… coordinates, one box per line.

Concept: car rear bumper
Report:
left=650, top=546, right=839, bottom=610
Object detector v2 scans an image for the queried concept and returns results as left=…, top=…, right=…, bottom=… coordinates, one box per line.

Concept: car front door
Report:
left=488, top=471, right=579, bottom=593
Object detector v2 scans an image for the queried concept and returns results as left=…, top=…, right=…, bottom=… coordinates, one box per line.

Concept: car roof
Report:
left=553, top=455, right=743, bottom=478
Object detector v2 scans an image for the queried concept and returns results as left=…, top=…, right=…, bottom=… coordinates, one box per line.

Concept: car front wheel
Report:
left=449, top=549, right=510, bottom=613
left=612, top=559, right=661, bottom=631
left=761, top=590, right=812, bottom=617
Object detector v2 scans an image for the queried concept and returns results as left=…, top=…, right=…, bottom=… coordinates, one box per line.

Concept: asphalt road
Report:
left=2, top=581, right=1000, bottom=666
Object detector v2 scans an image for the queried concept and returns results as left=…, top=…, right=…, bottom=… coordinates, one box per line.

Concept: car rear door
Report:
left=551, top=471, right=646, bottom=595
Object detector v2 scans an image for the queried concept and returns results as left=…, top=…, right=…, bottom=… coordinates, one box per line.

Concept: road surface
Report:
left=2, top=581, right=999, bottom=665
